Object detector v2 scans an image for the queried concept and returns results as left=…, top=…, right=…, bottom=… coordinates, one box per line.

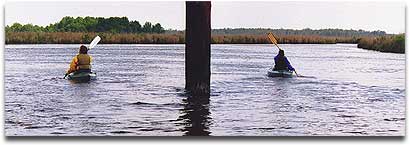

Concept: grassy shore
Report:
left=6, top=32, right=404, bottom=54
left=6, top=32, right=358, bottom=44
left=357, top=34, right=405, bottom=53
left=5, top=32, right=184, bottom=44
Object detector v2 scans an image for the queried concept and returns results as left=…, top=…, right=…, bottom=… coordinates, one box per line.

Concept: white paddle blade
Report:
left=89, top=36, right=101, bottom=49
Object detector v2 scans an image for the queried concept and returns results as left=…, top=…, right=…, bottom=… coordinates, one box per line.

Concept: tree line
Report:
left=5, top=16, right=404, bottom=53
left=5, top=16, right=165, bottom=33
left=6, top=16, right=388, bottom=37
left=210, top=28, right=387, bottom=37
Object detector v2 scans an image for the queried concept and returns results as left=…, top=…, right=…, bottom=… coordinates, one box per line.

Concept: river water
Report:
left=4, top=44, right=405, bottom=136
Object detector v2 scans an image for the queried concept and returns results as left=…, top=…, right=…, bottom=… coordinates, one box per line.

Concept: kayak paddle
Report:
left=294, top=70, right=300, bottom=77
left=89, top=36, right=101, bottom=50
left=267, top=32, right=282, bottom=50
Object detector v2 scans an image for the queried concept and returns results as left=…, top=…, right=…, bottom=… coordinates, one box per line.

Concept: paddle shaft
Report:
left=274, top=43, right=282, bottom=50
left=294, top=70, right=299, bottom=77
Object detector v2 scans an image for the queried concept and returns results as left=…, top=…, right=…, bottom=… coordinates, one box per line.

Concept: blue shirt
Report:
left=274, top=55, right=295, bottom=71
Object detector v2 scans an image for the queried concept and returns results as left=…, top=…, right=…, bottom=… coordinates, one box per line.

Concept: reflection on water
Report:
left=4, top=44, right=405, bottom=136
left=179, top=93, right=211, bottom=136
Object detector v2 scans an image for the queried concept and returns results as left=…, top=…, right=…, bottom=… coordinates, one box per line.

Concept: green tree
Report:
left=6, top=23, right=23, bottom=32
left=152, top=23, right=165, bottom=33
left=128, top=20, right=142, bottom=33
left=142, top=22, right=152, bottom=33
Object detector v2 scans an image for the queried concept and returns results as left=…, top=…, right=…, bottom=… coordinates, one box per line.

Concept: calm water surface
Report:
left=4, top=44, right=405, bottom=136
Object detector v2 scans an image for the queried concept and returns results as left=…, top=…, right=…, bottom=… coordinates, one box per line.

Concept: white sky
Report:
left=5, top=1, right=405, bottom=34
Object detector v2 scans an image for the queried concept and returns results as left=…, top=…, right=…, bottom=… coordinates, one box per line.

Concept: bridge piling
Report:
left=185, top=1, right=211, bottom=95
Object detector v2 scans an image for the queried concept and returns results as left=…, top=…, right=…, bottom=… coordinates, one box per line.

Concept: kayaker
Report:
left=273, top=49, right=295, bottom=71
left=64, top=45, right=92, bottom=78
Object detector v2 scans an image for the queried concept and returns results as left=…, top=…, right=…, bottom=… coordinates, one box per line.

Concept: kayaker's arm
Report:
left=284, top=57, right=295, bottom=71
left=66, top=57, right=79, bottom=74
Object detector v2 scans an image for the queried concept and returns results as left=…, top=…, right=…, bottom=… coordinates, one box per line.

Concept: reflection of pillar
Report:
left=185, top=1, right=211, bottom=95
left=179, top=95, right=211, bottom=136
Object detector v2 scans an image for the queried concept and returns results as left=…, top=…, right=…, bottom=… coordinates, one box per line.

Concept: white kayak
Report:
left=267, top=69, right=294, bottom=78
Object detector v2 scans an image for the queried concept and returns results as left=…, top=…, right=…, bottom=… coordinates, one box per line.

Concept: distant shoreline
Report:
left=5, top=32, right=357, bottom=44
left=5, top=32, right=404, bottom=54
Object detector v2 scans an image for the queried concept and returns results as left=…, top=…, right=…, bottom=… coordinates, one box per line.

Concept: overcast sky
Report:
left=5, top=1, right=405, bottom=34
